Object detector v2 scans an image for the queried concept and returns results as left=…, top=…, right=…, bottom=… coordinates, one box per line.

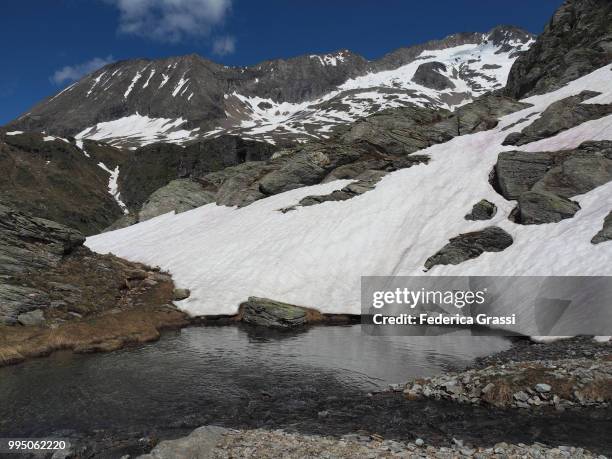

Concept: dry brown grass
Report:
left=581, top=379, right=612, bottom=401
left=0, top=306, right=188, bottom=367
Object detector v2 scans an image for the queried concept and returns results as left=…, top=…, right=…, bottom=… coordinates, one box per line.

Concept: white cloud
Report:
left=212, top=35, right=236, bottom=56
left=108, top=0, right=232, bottom=43
left=51, top=56, right=115, bottom=85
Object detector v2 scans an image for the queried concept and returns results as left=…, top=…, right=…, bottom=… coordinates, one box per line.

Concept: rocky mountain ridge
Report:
left=7, top=26, right=533, bottom=147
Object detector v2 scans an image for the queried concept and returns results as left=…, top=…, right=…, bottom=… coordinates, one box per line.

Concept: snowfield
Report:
left=86, top=65, right=612, bottom=318
left=75, top=113, right=199, bottom=147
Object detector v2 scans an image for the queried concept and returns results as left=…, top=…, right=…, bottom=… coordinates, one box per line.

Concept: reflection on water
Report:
left=0, top=325, right=510, bottom=436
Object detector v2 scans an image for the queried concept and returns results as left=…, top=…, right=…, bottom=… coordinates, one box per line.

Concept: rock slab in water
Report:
left=240, top=297, right=309, bottom=329
left=138, top=425, right=229, bottom=459
left=424, top=227, right=513, bottom=270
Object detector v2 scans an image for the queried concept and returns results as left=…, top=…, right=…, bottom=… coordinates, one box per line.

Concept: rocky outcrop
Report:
left=0, top=132, right=124, bottom=235
left=412, top=62, right=455, bottom=90
left=494, top=141, right=612, bottom=224
left=504, top=0, right=612, bottom=99
left=424, top=227, right=513, bottom=270
left=239, top=297, right=311, bottom=329
left=0, top=205, right=178, bottom=327
left=139, top=180, right=214, bottom=221
left=108, top=179, right=216, bottom=230
left=0, top=204, right=85, bottom=279
left=591, top=211, right=612, bottom=244
left=282, top=170, right=391, bottom=212
left=514, top=191, right=581, bottom=224
left=464, top=200, right=497, bottom=221
left=136, top=95, right=526, bottom=212
left=340, top=95, right=531, bottom=155
left=502, top=91, right=612, bottom=146
left=118, top=135, right=276, bottom=209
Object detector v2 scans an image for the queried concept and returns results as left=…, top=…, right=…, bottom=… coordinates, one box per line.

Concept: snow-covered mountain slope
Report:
left=86, top=64, right=612, bottom=318
left=9, top=27, right=533, bottom=148
left=217, top=38, right=533, bottom=145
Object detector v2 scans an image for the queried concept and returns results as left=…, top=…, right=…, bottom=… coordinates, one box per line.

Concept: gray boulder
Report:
left=515, top=191, right=581, bottom=225
left=465, top=200, right=497, bottom=221
left=139, top=179, right=215, bottom=221
left=495, top=151, right=555, bottom=200
left=424, top=227, right=513, bottom=270
left=531, top=142, right=612, bottom=198
left=173, top=288, right=191, bottom=301
left=502, top=91, right=612, bottom=146
left=17, top=309, right=45, bottom=326
left=138, top=425, right=228, bottom=459
left=591, top=211, right=612, bottom=244
left=240, top=297, right=309, bottom=329
left=0, top=284, right=50, bottom=325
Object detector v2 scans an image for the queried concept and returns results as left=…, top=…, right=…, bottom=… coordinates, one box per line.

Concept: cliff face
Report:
left=505, top=0, right=612, bottom=99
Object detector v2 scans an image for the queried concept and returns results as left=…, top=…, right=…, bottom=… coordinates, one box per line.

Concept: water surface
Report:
left=0, top=325, right=511, bottom=437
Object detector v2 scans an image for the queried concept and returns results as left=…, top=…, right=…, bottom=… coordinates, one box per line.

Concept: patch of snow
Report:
left=172, top=74, right=189, bottom=97
left=142, top=69, right=156, bottom=88
left=6, top=131, right=23, bottom=135
left=124, top=71, right=143, bottom=98
left=310, top=52, right=347, bottom=67
left=159, top=74, right=170, bottom=88
left=43, top=135, right=69, bottom=143
left=75, top=113, right=198, bottom=147
left=87, top=72, right=107, bottom=97
left=97, top=162, right=129, bottom=214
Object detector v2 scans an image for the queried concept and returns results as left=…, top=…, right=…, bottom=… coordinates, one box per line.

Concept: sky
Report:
left=0, top=0, right=564, bottom=125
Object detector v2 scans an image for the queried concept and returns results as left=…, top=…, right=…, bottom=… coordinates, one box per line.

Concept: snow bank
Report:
left=75, top=113, right=197, bottom=147
left=86, top=65, right=612, bottom=317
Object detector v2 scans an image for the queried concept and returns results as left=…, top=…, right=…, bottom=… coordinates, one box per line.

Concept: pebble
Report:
left=535, top=383, right=552, bottom=393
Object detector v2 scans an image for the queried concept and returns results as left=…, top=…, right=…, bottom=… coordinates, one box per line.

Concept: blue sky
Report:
left=0, top=0, right=563, bottom=125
